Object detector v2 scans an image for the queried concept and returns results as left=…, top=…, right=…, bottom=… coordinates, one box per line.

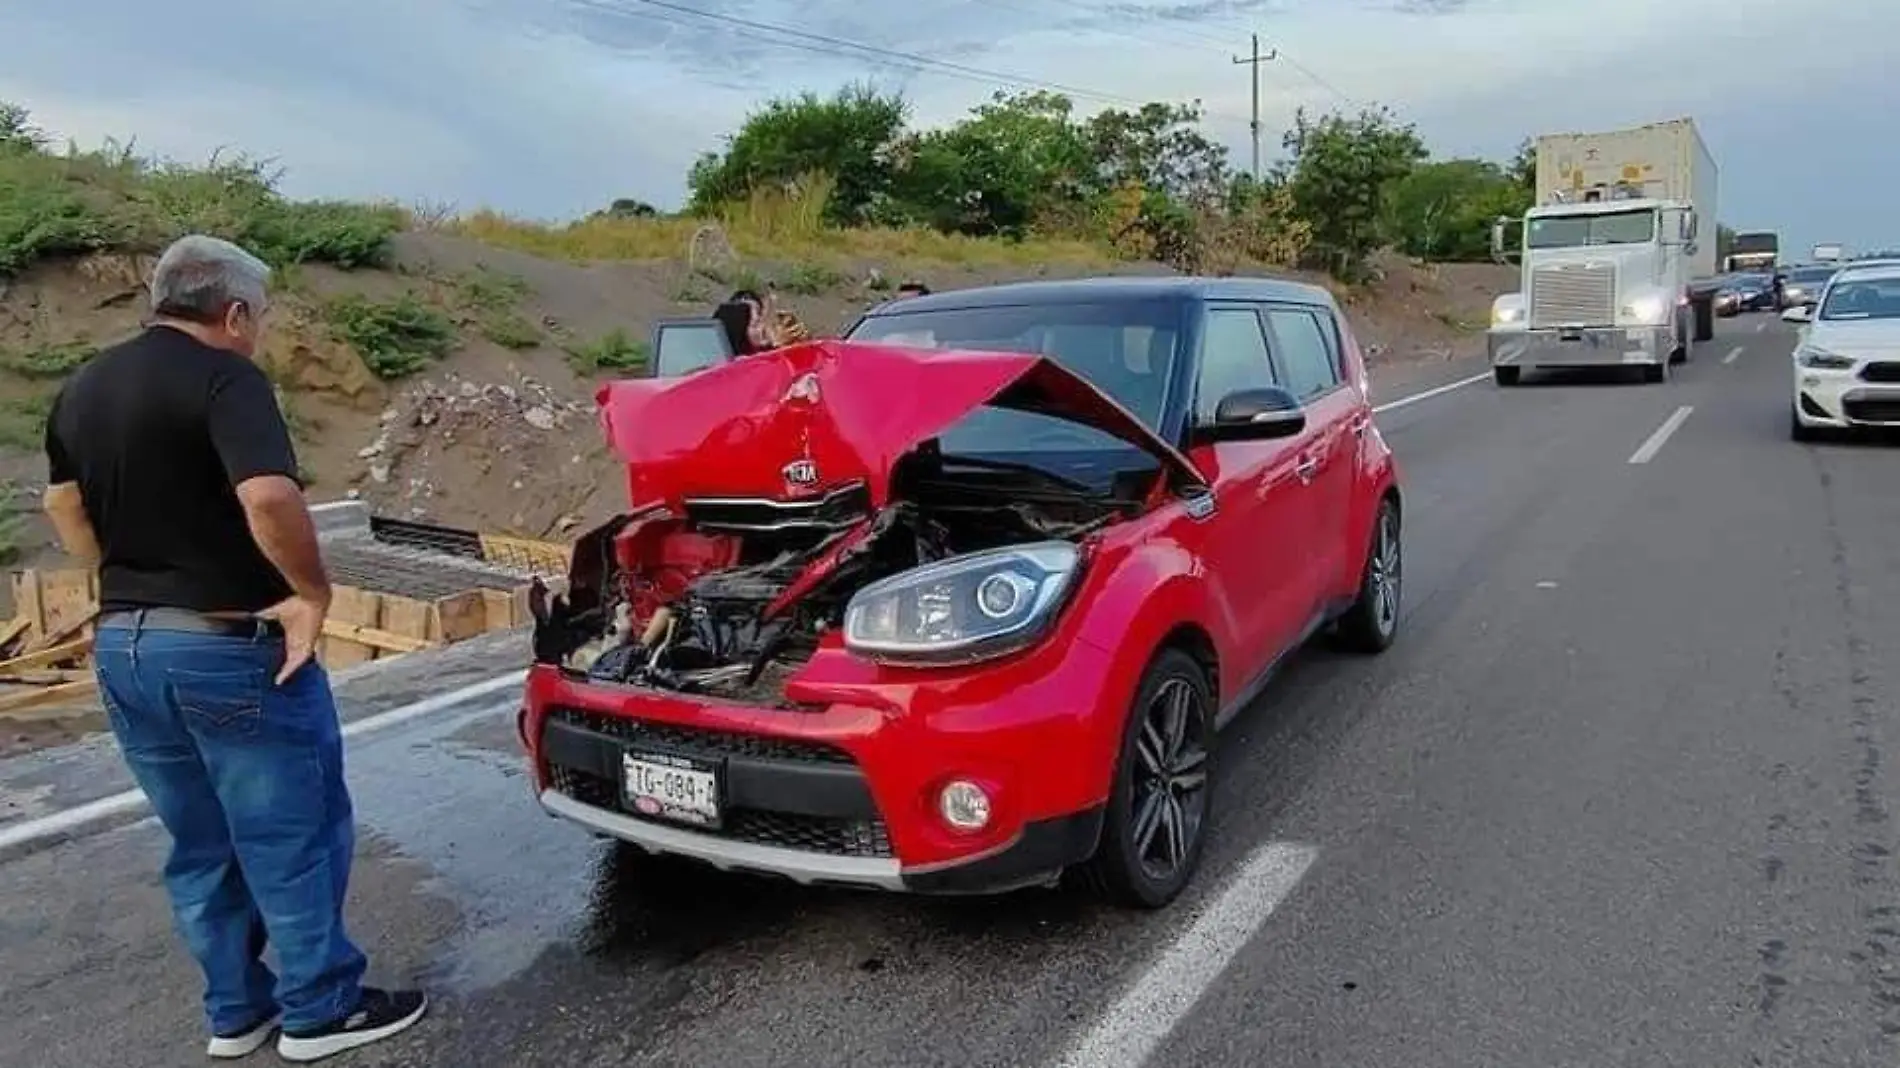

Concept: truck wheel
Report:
left=1494, top=366, right=1521, bottom=387
left=1643, top=363, right=1667, bottom=384
left=1692, top=297, right=1715, bottom=342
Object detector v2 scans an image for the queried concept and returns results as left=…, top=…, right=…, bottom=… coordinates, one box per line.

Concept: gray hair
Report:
left=149, top=234, right=272, bottom=322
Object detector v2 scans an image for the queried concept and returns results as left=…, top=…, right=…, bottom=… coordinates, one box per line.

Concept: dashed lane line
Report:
left=1723, top=346, right=1744, bottom=365
left=1628, top=405, right=1695, bottom=465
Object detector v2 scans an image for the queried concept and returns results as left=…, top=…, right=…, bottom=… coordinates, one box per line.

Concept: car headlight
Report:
left=1490, top=295, right=1524, bottom=327
left=1796, top=346, right=1855, bottom=370
left=1621, top=294, right=1669, bottom=324
left=843, top=542, right=1081, bottom=664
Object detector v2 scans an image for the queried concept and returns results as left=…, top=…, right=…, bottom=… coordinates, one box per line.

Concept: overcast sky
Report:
left=3, top=0, right=1895, bottom=258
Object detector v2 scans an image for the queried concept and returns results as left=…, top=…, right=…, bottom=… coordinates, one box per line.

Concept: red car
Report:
left=520, top=278, right=1402, bottom=908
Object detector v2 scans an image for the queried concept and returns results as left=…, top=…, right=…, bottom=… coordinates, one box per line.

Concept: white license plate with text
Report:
left=622, top=752, right=721, bottom=826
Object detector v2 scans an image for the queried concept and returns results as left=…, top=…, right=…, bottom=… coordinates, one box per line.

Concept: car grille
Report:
left=1842, top=397, right=1900, bottom=424
left=550, top=707, right=854, bottom=764
left=542, top=708, right=894, bottom=859
left=683, top=482, right=870, bottom=533
left=1859, top=362, right=1900, bottom=383
left=1529, top=263, right=1616, bottom=328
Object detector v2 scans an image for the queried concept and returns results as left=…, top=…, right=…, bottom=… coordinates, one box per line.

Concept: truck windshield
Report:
left=1526, top=209, right=1656, bottom=249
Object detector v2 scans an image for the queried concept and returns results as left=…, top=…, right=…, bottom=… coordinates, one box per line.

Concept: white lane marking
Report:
left=1051, top=843, right=1317, bottom=1068
left=1373, top=370, right=1492, bottom=414
left=1722, top=346, right=1744, bottom=365
left=0, top=669, right=529, bottom=853
left=1756, top=320, right=1769, bottom=333
left=1628, top=405, right=1695, bottom=465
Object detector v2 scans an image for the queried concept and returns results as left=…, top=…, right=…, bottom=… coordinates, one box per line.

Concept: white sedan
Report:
left=1783, top=263, right=1900, bottom=441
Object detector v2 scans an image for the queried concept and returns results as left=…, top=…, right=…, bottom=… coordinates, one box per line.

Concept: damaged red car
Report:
left=519, top=278, right=1402, bottom=908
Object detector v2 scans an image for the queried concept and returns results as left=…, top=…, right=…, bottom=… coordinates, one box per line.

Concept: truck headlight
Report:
left=1490, top=294, right=1524, bottom=328
left=1796, top=346, right=1855, bottom=370
left=1621, top=294, right=1669, bottom=324
left=843, top=542, right=1080, bottom=664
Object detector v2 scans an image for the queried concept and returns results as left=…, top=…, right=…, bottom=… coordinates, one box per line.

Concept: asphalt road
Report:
left=5, top=315, right=1897, bottom=1068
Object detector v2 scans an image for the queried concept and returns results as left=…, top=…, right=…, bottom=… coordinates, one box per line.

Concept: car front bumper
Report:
left=518, top=637, right=1122, bottom=894
left=1488, top=324, right=1672, bottom=369
left=1793, top=361, right=1900, bottom=428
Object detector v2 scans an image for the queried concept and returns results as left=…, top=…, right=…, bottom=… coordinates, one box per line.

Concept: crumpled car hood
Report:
left=596, top=339, right=1207, bottom=507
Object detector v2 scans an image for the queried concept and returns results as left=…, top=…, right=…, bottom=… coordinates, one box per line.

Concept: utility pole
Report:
left=1232, top=33, right=1276, bottom=180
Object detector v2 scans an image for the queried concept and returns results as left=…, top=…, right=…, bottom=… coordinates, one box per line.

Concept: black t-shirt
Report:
left=45, top=326, right=301, bottom=614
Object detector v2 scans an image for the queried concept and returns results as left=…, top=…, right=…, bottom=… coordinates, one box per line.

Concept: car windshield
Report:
left=1817, top=277, right=1900, bottom=321
left=1526, top=209, right=1656, bottom=249
left=846, top=299, right=1183, bottom=488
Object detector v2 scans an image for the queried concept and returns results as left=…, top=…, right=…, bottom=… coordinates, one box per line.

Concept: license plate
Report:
left=622, top=751, right=722, bottom=827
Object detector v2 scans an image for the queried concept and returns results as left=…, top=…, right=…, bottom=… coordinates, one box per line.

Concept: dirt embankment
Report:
left=0, top=236, right=1513, bottom=573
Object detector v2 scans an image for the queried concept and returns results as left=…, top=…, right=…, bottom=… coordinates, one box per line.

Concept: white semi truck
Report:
left=1486, top=118, right=1718, bottom=385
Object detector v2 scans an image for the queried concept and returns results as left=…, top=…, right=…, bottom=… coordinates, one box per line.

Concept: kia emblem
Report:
left=782, top=459, right=819, bottom=486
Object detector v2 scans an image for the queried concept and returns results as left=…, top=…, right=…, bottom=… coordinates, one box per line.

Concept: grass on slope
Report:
left=0, top=137, right=402, bottom=274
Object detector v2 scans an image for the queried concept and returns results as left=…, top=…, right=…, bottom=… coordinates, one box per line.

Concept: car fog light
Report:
left=938, top=780, right=992, bottom=831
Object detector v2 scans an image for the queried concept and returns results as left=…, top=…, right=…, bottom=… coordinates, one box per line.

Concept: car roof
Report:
left=1832, top=261, right=1900, bottom=283
left=863, top=275, right=1336, bottom=315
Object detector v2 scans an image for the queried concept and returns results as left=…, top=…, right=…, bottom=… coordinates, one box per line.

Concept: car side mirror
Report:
left=1198, top=386, right=1306, bottom=442
left=1781, top=305, right=1813, bottom=323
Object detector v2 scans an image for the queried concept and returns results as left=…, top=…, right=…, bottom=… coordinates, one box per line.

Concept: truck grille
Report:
left=1530, top=264, right=1617, bottom=328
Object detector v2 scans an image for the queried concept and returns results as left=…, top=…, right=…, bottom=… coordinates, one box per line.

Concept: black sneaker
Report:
left=277, top=988, right=428, bottom=1063
left=206, top=1012, right=279, bottom=1058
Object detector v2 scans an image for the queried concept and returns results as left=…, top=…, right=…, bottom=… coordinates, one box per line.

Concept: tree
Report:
left=0, top=102, right=44, bottom=153
left=1281, top=106, right=1427, bottom=278
left=882, top=91, right=1093, bottom=237
left=1507, top=138, right=1536, bottom=195
left=686, top=84, right=909, bottom=226
left=1385, top=159, right=1530, bottom=261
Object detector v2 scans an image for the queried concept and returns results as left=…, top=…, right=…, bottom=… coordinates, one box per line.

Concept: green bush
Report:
left=0, top=394, right=51, bottom=450
left=0, top=490, right=22, bottom=567
left=0, top=341, right=95, bottom=379
left=325, top=293, right=456, bottom=378
left=479, top=311, right=541, bottom=349
left=564, top=329, right=647, bottom=374
left=0, top=104, right=401, bottom=275
left=780, top=262, right=845, bottom=295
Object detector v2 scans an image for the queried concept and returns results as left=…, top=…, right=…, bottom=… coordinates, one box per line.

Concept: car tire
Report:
left=1493, top=366, right=1521, bottom=387
left=1791, top=406, right=1820, bottom=442
left=1335, top=495, right=1402, bottom=655
left=1076, top=647, right=1215, bottom=910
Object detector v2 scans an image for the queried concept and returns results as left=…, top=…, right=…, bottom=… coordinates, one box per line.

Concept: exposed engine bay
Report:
left=530, top=447, right=1145, bottom=704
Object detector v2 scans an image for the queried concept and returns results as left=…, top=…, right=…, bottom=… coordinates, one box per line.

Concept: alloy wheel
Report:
left=1369, top=505, right=1402, bottom=638
left=1130, top=677, right=1211, bottom=881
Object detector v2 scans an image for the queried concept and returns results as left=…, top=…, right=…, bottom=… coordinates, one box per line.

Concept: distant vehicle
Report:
left=1724, top=231, right=1779, bottom=273
left=1724, top=272, right=1778, bottom=312
left=1782, top=261, right=1900, bottom=440
left=1778, top=265, right=1838, bottom=308
left=1812, top=243, right=1844, bottom=263
left=1487, top=118, right=1717, bottom=386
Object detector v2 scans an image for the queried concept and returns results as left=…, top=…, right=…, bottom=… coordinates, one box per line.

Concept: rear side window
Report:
left=1194, top=307, right=1279, bottom=424
left=1265, top=308, right=1340, bottom=401
left=653, top=322, right=733, bottom=377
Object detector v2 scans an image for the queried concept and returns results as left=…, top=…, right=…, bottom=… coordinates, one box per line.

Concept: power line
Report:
left=583, top=0, right=1253, bottom=125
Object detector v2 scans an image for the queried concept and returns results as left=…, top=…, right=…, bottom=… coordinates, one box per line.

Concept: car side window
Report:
left=1194, top=307, right=1278, bottom=424
left=1265, top=308, right=1340, bottom=401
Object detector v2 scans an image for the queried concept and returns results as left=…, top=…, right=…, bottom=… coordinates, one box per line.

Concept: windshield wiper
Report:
left=935, top=452, right=1096, bottom=495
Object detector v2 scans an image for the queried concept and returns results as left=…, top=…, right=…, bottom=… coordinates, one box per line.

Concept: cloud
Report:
left=0, top=0, right=1890, bottom=252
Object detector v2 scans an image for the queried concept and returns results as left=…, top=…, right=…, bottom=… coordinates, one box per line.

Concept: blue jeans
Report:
left=93, top=616, right=367, bottom=1035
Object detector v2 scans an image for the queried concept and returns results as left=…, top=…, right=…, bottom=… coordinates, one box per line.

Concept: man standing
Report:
left=41, top=235, right=427, bottom=1063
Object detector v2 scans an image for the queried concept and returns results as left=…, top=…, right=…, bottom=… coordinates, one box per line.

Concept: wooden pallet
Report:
left=0, top=569, right=534, bottom=721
